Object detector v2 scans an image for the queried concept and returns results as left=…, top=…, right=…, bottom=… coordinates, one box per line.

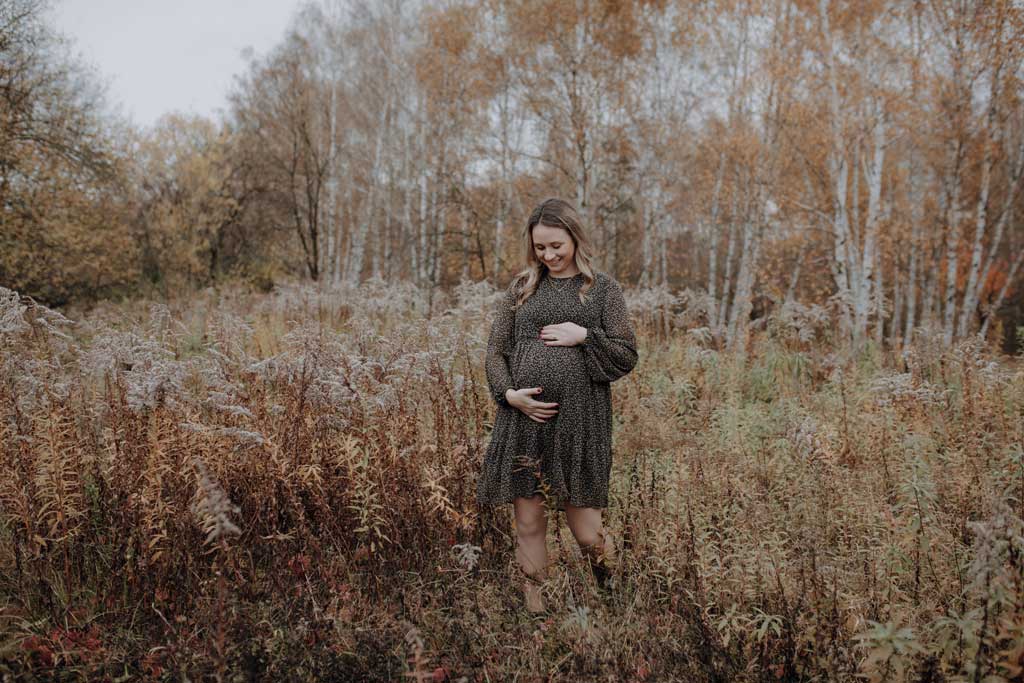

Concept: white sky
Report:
left=49, top=0, right=307, bottom=129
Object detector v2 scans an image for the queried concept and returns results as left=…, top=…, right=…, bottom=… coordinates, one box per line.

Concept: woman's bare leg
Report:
left=564, top=503, right=613, bottom=589
left=513, top=494, right=548, bottom=612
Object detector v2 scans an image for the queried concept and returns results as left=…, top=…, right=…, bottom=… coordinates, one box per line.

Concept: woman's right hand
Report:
left=505, top=387, right=559, bottom=423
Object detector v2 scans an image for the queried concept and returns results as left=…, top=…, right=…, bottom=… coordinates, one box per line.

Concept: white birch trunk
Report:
left=639, top=196, right=652, bottom=285
left=854, top=113, right=886, bottom=345
left=461, top=206, right=470, bottom=281
left=323, top=80, right=339, bottom=284
left=706, top=220, right=718, bottom=329
left=941, top=140, right=965, bottom=346
left=706, top=151, right=727, bottom=327
left=922, top=238, right=940, bottom=335
left=403, top=168, right=414, bottom=285
left=717, top=207, right=738, bottom=339
left=820, top=0, right=854, bottom=340
left=493, top=85, right=513, bottom=283
left=427, top=169, right=439, bottom=288
left=890, top=261, right=901, bottom=347
left=380, top=167, right=393, bottom=280
left=347, top=96, right=390, bottom=286
left=902, top=158, right=922, bottom=347
left=494, top=182, right=507, bottom=283
left=726, top=216, right=763, bottom=352
left=418, top=173, right=429, bottom=285
left=874, top=246, right=885, bottom=346
left=332, top=166, right=349, bottom=285
left=957, top=74, right=1000, bottom=338
left=658, top=216, right=669, bottom=286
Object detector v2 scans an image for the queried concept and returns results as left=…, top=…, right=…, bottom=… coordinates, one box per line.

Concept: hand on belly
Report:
left=506, top=386, right=559, bottom=423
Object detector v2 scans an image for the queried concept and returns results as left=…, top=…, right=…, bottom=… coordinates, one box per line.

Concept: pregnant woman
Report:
left=476, top=197, right=639, bottom=614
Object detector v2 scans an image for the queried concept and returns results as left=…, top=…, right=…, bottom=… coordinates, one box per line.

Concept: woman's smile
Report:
left=531, top=221, right=579, bottom=277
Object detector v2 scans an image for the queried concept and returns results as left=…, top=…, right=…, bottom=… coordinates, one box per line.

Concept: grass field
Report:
left=2, top=281, right=1023, bottom=682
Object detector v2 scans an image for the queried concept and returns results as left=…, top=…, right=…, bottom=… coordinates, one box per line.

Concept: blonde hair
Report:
left=510, top=198, right=596, bottom=307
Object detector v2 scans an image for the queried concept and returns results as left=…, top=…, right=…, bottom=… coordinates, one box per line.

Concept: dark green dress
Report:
left=476, top=270, right=638, bottom=510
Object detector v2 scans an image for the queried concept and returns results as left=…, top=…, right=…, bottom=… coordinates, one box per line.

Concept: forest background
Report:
left=3, top=0, right=1024, bottom=353
left=5, top=0, right=1024, bottom=680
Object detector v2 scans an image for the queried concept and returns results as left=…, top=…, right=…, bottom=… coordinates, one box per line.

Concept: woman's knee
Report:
left=515, top=514, right=547, bottom=538
left=572, top=526, right=604, bottom=549
left=564, top=506, right=602, bottom=545
left=513, top=496, right=547, bottom=537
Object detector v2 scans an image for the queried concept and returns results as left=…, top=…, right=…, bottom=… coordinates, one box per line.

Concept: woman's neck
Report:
left=547, top=265, right=580, bottom=279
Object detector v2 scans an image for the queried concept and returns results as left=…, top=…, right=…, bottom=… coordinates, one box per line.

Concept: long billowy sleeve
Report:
left=485, top=283, right=518, bottom=407
left=581, top=278, right=638, bottom=383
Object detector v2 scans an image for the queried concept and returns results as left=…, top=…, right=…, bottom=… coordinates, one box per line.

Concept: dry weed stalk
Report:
left=0, top=281, right=1022, bottom=680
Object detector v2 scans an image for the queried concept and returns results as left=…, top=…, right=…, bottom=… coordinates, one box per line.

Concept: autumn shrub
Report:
left=2, top=281, right=1024, bottom=681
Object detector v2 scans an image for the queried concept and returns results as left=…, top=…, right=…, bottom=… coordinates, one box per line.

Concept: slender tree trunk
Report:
left=494, top=84, right=512, bottom=284
left=347, top=99, right=390, bottom=285
left=658, top=216, right=668, bottom=287
left=941, top=139, right=965, bottom=346
left=820, top=0, right=854, bottom=340
left=323, top=80, right=339, bottom=284
left=957, top=74, right=1001, bottom=337
left=727, top=214, right=763, bottom=352
left=855, top=112, right=886, bottom=347
left=890, top=257, right=901, bottom=347
left=431, top=187, right=443, bottom=288
left=874, top=245, right=885, bottom=346
left=784, top=238, right=806, bottom=305
left=330, top=158, right=348, bottom=285
left=461, top=205, right=470, bottom=281
left=641, top=199, right=653, bottom=286
left=717, top=208, right=738, bottom=338
left=706, top=151, right=727, bottom=325
left=418, top=171, right=429, bottom=286
left=403, top=171, right=414, bottom=284
left=903, top=158, right=922, bottom=347
left=921, top=239, right=940, bottom=334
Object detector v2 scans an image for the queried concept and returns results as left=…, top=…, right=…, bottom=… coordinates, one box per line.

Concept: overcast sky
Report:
left=49, top=0, right=306, bottom=129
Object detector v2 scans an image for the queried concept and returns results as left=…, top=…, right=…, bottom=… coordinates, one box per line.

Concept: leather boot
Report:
left=588, top=554, right=612, bottom=593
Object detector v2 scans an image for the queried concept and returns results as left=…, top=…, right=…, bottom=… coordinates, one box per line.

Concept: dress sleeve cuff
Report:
left=494, top=387, right=512, bottom=407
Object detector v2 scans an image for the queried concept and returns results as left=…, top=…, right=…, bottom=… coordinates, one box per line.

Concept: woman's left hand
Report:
left=540, top=322, right=588, bottom=347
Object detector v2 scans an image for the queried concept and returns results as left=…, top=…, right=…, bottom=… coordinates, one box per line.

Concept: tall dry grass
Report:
left=1, top=280, right=1023, bottom=681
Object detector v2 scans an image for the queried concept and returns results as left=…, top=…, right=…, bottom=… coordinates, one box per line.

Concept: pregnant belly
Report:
left=514, top=340, right=589, bottom=403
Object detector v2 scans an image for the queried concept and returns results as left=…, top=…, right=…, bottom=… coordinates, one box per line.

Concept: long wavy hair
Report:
left=511, top=198, right=597, bottom=308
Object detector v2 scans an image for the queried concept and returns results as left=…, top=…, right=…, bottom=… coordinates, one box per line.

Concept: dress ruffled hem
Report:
left=475, top=394, right=612, bottom=509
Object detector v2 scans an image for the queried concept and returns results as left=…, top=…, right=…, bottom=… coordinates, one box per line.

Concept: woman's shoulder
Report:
left=499, top=273, right=532, bottom=304
left=506, top=272, right=529, bottom=293
left=591, top=270, right=620, bottom=290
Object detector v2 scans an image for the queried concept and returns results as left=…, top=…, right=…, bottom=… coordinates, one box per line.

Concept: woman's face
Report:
left=532, top=222, right=577, bottom=276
